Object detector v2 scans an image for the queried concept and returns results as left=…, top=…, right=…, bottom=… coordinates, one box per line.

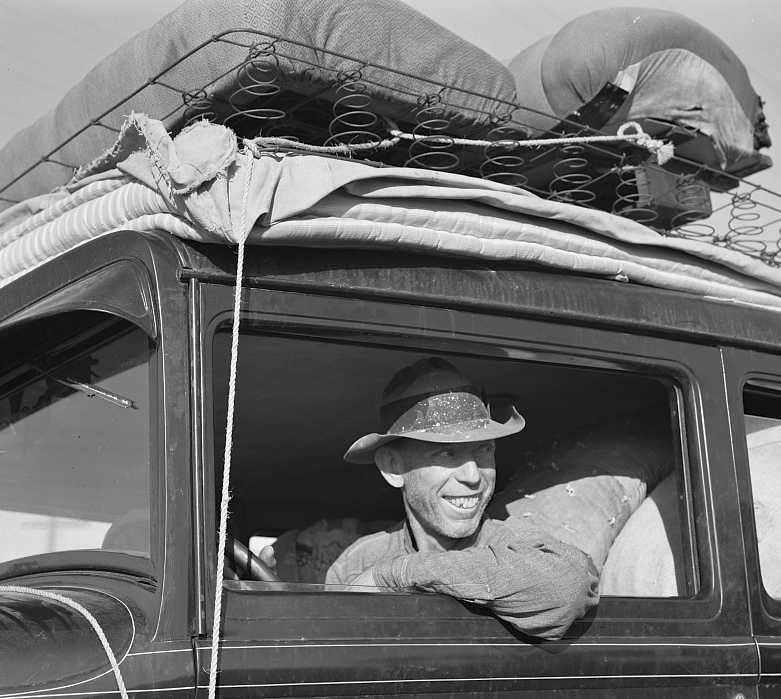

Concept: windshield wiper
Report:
left=53, top=376, right=136, bottom=409
left=31, top=364, right=136, bottom=409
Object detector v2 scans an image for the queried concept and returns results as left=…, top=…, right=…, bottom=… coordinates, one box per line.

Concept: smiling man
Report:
left=326, top=357, right=599, bottom=641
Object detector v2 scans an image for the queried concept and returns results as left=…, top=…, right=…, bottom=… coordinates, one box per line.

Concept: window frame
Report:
left=199, top=282, right=739, bottom=640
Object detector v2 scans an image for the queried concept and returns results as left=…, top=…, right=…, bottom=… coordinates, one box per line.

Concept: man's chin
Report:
left=438, top=514, right=483, bottom=540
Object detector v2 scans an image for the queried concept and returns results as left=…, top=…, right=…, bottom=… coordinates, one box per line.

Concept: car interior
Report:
left=212, top=327, right=693, bottom=596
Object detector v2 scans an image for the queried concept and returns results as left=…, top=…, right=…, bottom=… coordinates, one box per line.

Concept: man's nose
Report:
left=455, top=458, right=481, bottom=485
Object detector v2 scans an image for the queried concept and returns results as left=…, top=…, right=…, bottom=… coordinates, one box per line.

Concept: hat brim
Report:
left=343, top=408, right=525, bottom=464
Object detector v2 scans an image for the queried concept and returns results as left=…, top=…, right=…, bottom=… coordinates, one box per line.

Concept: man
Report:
left=325, top=357, right=599, bottom=641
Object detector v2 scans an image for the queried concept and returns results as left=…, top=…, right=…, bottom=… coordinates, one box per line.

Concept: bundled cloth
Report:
left=508, top=8, right=770, bottom=173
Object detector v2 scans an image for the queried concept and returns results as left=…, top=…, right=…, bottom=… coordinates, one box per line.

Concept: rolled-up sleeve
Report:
left=371, top=518, right=599, bottom=640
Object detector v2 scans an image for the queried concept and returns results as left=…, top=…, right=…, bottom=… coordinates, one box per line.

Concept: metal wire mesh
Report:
left=1, top=29, right=778, bottom=266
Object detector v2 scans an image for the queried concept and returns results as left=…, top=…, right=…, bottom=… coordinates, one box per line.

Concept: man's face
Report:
left=396, top=439, right=496, bottom=545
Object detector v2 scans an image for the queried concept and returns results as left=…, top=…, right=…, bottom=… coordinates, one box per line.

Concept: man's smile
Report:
left=442, top=493, right=482, bottom=511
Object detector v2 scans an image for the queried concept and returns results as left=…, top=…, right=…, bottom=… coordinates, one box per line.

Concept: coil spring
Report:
left=182, top=88, right=215, bottom=126
left=763, top=237, right=781, bottom=267
left=725, top=191, right=766, bottom=258
left=479, top=122, right=528, bottom=188
left=549, top=143, right=596, bottom=205
left=326, top=68, right=381, bottom=147
left=611, top=165, right=658, bottom=224
left=669, top=176, right=714, bottom=236
left=404, top=93, right=460, bottom=171
left=669, top=219, right=716, bottom=240
left=225, top=41, right=286, bottom=135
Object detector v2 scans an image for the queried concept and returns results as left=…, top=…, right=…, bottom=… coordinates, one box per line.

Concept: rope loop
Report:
left=617, top=121, right=674, bottom=165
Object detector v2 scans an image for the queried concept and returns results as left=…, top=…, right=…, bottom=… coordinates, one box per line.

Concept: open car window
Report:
left=0, top=313, right=153, bottom=570
left=212, top=327, right=697, bottom=599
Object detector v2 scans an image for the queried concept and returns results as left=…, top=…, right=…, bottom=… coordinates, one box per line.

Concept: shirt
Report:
left=326, top=516, right=599, bottom=640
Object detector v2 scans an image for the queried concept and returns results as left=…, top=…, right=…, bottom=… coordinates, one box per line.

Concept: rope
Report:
left=389, top=120, right=675, bottom=165
left=0, top=585, right=129, bottom=699
left=207, top=153, right=253, bottom=699
left=243, top=120, right=673, bottom=165
left=244, top=133, right=401, bottom=157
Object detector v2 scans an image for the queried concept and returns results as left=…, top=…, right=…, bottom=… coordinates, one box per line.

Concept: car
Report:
left=0, top=219, right=780, bottom=696
left=1, top=1, right=780, bottom=696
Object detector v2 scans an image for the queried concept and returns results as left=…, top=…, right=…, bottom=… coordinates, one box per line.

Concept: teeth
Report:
left=445, top=495, right=479, bottom=509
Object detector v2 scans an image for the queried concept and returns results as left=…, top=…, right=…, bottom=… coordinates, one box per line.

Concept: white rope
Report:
left=389, top=120, right=675, bottom=165
left=244, top=120, right=673, bottom=166
left=0, top=585, right=129, bottom=699
left=244, top=134, right=400, bottom=156
left=207, top=154, right=253, bottom=699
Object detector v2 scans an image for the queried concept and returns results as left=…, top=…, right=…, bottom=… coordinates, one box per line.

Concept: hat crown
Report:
left=379, top=358, right=486, bottom=433
left=383, top=358, right=470, bottom=404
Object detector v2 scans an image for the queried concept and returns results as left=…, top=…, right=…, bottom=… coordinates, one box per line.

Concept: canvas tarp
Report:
left=2, top=115, right=781, bottom=311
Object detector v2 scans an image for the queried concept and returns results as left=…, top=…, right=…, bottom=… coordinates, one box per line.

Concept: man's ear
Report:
left=374, top=444, right=405, bottom=489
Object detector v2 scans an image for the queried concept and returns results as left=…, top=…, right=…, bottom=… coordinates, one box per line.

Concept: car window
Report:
left=0, top=314, right=153, bottom=566
left=743, top=381, right=781, bottom=601
left=212, top=328, right=697, bottom=599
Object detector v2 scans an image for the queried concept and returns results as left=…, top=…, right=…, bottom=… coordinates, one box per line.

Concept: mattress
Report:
left=0, top=0, right=515, bottom=207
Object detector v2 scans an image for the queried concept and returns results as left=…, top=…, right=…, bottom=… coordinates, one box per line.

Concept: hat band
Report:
left=386, top=390, right=491, bottom=436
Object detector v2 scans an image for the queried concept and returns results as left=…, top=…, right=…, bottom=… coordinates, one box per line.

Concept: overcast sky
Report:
left=0, top=0, right=778, bottom=192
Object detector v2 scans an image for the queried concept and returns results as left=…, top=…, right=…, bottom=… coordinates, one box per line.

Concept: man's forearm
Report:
left=371, top=522, right=599, bottom=640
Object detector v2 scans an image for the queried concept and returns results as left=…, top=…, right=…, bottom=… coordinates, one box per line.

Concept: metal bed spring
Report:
left=1, top=29, right=779, bottom=267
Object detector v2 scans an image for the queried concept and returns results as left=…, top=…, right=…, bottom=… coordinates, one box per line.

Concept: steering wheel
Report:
left=225, top=534, right=280, bottom=582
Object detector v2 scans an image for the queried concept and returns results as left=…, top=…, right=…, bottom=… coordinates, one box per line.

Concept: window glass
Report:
left=213, top=330, right=693, bottom=598
left=0, top=316, right=152, bottom=565
left=743, top=382, right=781, bottom=600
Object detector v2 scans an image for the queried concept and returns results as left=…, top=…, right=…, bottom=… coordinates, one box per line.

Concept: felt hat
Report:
left=344, top=357, right=525, bottom=464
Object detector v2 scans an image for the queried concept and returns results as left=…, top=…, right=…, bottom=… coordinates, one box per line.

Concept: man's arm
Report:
left=368, top=518, right=599, bottom=640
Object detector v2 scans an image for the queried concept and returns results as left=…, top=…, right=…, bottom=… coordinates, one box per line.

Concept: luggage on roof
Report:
left=0, top=0, right=515, bottom=207
left=508, top=7, right=771, bottom=176
left=0, top=1, right=776, bottom=265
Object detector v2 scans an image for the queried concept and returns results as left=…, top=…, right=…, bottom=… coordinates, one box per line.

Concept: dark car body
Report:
left=1, top=229, right=780, bottom=698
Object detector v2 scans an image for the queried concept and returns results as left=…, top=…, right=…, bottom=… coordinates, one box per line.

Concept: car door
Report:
left=723, top=346, right=781, bottom=698
left=192, top=282, right=758, bottom=698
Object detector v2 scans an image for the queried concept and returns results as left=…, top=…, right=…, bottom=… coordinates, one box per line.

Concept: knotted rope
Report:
left=244, top=120, right=674, bottom=165
left=390, top=120, right=674, bottom=165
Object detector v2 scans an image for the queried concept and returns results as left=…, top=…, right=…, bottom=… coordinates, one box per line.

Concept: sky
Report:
left=0, top=0, right=778, bottom=194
